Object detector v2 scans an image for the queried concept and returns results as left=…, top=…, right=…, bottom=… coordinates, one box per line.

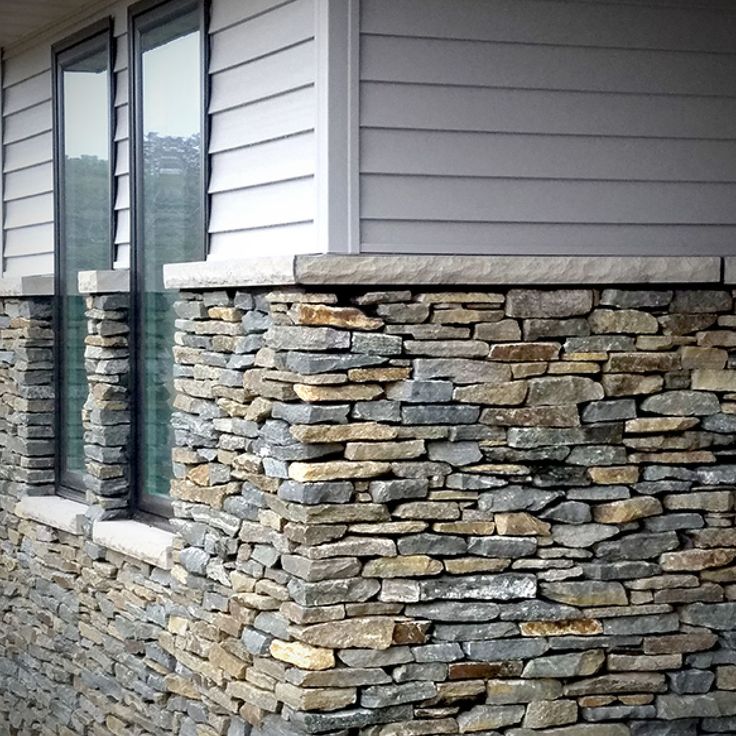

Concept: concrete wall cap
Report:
left=78, top=269, right=129, bottom=294
left=0, top=275, right=54, bottom=297
left=163, top=255, right=723, bottom=289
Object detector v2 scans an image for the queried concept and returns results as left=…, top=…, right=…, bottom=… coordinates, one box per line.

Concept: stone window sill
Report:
left=92, top=519, right=175, bottom=570
left=15, top=495, right=87, bottom=535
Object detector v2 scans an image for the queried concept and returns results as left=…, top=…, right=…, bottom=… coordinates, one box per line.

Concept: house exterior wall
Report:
left=357, top=0, right=736, bottom=256
left=2, top=280, right=736, bottom=736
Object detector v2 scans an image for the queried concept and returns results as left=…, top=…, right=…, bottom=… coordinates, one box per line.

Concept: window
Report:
left=130, top=0, right=207, bottom=515
left=53, top=22, right=114, bottom=498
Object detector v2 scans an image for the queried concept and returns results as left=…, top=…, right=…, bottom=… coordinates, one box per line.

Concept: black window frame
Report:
left=52, top=18, right=116, bottom=501
left=128, top=0, right=210, bottom=518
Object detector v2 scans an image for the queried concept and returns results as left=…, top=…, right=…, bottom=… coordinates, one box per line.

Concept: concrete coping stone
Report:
left=78, top=269, right=130, bottom=294
left=15, top=495, right=87, bottom=535
left=92, top=519, right=174, bottom=569
left=0, top=274, right=54, bottom=297
left=163, top=254, right=723, bottom=290
left=722, top=257, right=736, bottom=284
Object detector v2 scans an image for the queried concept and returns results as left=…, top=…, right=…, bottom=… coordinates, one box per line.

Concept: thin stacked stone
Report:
left=83, top=292, right=131, bottom=519
left=0, top=296, right=55, bottom=500
left=165, top=286, right=736, bottom=736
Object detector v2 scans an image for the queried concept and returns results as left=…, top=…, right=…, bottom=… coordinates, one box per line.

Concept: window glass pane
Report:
left=138, top=8, right=202, bottom=500
left=58, top=39, right=111, bottom=490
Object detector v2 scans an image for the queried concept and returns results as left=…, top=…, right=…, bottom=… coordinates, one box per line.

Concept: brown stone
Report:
left=681, top=346, right=728, bottom=369
left=348, top=367, right=411, bottom=382
left=291, top=303, right=383, bottom=330
left=454, top=381, right=528, bottom=406
left=643, top=630, right=718, bottom=654
left=488, top=342, right=560, bottom=362
left=541, top=581, right=627, bottom=607
left=605, top=352, right=680, bottom=373
left=444, top=558, right=510, bottom=574
left=593, top=497, right=663, bottom=524
left=208, top=643, right=247, bottom=678
left=565, top=672, right=666, bottom=696
left=345, top=440, right=425, bottom=461
left=590, top=309, right=659, bottom=335
left=449, top=661, right=523, bottom=680
left=692, top=368, right=736, bottom=392
left=393, top=621, right=432, bottom=645
left=434, top=521, right=496, bottom=535
left=602, top=374, right=664, bottom=396
left=275, top=682, right=357, bottom=712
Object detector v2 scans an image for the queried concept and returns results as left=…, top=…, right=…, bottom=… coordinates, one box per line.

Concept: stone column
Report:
left=78, top=270, right=131, bottom=521
left=0, top=276, right=56, bottom=502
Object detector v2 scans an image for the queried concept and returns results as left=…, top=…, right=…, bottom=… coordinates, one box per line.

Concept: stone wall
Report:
left=2, top=284, right=736, bottom=736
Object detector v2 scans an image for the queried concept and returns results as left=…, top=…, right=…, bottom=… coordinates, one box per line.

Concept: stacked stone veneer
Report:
left=3, top=284, right=736, bottom=736
left=0, top=295, right=55, bottom=500
left=167, top=286, right=736, bottom=736
left=83, top=292, right=131, bottom=519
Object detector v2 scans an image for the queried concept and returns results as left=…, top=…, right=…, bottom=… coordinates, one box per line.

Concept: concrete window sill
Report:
left=15, top=495, right=87, bottom=535
left=92, top=519, right=174, bottom=570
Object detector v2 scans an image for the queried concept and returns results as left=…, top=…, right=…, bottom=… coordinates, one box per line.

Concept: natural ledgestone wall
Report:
left=0, top=296, right=55, bottom=500
left=167, top=285, right=736, bottom=736
left=83, top=292, right=131, bottom=520
left=2, top=284, right=736, bottom=736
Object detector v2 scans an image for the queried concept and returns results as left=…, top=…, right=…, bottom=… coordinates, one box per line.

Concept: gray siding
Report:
left=2, top=46, right=54, bottom=276
left=207, top=0, right=318, bottom=259
left=359, top=0, right=736, bottom=256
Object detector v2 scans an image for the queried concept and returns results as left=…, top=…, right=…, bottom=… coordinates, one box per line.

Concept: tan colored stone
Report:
left=609, top=654, right=682, bottom=671
left=593, top=497, right=663, bottom=524
left=363, top=555, right=443, bottom=578
left=454, top=381, right=528, bottom=406
left=165, top=674, right=200, bottom=699
left=170, top=480, right=240, bottom=509
left=345, top=440, right=425, bottom=461
left=692, top=368, right=736, bottom=392
left=436, top=680, right=487, bottom=703
left=660, top=549, right=736, bottom=572
left=208, top=643, right=247, bottom=678
left=589, top=466, right=640, bottom=485
left=207, top=306, right=243, bottom=321
left=625, top=417, right=699, bottom=433
left=294, top=383, right=383, bottom=402
left=270, top=640, right=335, bottom=670
left=289, top=461, right=390, bottom=482
left=291, top=303, right=382, bottom=330
left=348, top=367, right=411, bottom=382
left=520, top=619, right=603, bottom=637
left=547, top=361, right=599, bottom=375
left=444, top=558, right=510, bottom=574
left=717, top=665, right=736, bottom=690
left=481, top=405, right=580, bottom=428
left=297, top=617, right=395, bottom=650
left=681, top=346, right=728, bottom=369
left=434, top=521, right=496, bottom=535
left=291, top=422, right=398, bottom=443
left=489, top=342, right=560, bottom=362
left=495, top=512, right=551, bottom=536
left=275, top=682, right=356, bottom=711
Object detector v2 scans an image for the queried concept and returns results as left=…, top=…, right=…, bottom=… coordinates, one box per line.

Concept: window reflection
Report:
left=137, top=7, right=202, bottom=500
left=58, top=39, right=111, bottom=491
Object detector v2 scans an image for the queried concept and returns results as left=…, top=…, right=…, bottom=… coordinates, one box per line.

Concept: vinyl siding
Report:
left=207, top=0, right=318, bottom=260
left=358, top=0, right=736, bottom=256
left=1, top=0, right=131, bottom=277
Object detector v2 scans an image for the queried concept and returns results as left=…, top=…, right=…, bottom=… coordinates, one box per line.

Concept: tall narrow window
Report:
left=131, top=0, right=205, bottom=515
left=53, top=23, right=113, bottom=497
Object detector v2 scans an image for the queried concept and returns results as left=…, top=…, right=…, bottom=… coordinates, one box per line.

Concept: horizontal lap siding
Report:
left=207, top=0, right=318, bottom=259
left=1, top=1, right=132, bottom=277
left=359, top=0, right=736, bottom=256
left=2, top=47, right=54, bottom=276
